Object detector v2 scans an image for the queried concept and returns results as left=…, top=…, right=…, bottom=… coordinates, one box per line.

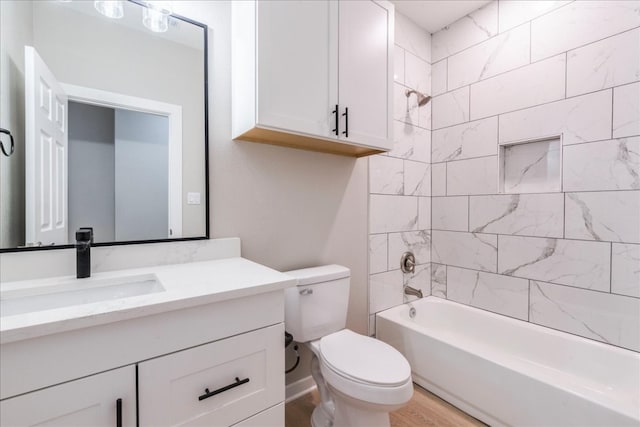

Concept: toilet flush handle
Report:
left=299, top=288, right=313, bottom=295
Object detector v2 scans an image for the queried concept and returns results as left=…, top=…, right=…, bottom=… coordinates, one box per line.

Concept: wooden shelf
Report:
left=235, top=126, right=385, bottom=158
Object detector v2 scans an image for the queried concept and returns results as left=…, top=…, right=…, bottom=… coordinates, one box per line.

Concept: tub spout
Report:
left=404, top=285, right=423, bottom=298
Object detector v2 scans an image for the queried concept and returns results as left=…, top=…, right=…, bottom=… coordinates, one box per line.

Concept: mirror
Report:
left=0, top=0, right=208, bottom=251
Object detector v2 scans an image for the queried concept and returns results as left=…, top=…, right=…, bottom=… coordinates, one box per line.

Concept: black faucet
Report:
left=75, top=227, right=93, bottom=278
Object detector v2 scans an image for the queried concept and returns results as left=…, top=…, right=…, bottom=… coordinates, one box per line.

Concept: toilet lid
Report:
left=319, top=329, right=411, bottom=387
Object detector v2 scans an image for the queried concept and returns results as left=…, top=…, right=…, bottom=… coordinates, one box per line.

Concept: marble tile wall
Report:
left=430, top=0, right=640, bottom=352
left=368, top=12, right=432, bottom=335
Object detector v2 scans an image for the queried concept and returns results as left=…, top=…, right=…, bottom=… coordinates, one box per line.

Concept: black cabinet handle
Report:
left=342, top=108, right=349, bottom=138
left=198, top=377, right=250, bottom=401
left=116, top=398, right=122, bottom=427
left=332, top=105, right=339, bottom=136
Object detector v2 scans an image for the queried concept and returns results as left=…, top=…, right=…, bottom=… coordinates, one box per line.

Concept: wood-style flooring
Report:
left=285, top=384, right=486, bottom=427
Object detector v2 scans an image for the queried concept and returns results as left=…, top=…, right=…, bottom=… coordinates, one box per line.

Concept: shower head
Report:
left=405, top=89, right=431, bottom=107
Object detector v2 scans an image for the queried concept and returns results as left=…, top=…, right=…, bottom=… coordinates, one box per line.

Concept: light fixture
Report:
left=142, top=1, right=173, bottom=33
left=94, top=1, right=124, bottom=19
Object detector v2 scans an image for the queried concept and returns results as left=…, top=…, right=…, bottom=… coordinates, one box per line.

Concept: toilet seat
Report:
left=317, top=330, right=414, bottom=405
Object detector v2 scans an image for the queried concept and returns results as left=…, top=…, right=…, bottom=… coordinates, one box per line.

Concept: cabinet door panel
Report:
left=138, top=324, right=284, bottom=427
left=0, top=366, right=136, bottom=427
left=257, top=0, right=337, bottom=138
left=339, top=0, right=393, bottom=149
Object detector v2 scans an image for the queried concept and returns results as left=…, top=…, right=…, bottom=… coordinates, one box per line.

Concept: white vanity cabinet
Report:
left=232, top=0, right=394, bottom=157
left=0, top=366, right=136, bottom=427
left=0, top=288, right=288, bottom=427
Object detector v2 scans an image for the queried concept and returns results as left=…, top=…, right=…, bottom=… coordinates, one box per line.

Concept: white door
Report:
left=257, top=0, right=338, bottom=139
left=338, top=0, right=393, bottom=150
left=25, top=46, right=68, bottom=246
left=0, top=365, right=136, bottom=427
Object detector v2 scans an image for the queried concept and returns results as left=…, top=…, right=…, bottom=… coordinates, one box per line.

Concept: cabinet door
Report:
left=338, top=0, right=393, bottom=150
left=0, top=366, right=136, bottom=427
left=257, top=0, right=338, bottom=138
left=138, top=324, right=284, bottom=427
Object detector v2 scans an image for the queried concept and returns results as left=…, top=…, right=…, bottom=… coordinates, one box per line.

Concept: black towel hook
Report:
left=0, top=128, right=15, bottom=157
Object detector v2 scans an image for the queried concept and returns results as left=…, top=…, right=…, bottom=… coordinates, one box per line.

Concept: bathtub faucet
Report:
left=404, top=285, right=423, bottom=298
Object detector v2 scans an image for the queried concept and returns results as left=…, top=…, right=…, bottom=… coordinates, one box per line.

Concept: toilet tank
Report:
left=284, top=265, right=350, bottom=343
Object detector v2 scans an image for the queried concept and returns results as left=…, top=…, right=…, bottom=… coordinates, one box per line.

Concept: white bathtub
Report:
left=376, top=297, right=640, bottom=427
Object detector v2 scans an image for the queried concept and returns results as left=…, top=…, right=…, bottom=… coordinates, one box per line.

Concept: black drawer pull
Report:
left=198, top=377, right=250, bottom=401
left=116, top=398, right=122, bottom=427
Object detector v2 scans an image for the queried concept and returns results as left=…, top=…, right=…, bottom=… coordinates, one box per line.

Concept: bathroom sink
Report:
left=0, top=274, right=165, bottom=317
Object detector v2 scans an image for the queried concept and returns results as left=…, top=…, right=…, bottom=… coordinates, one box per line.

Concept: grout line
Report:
left=467, top=195, right=470, bottom=232
left=611, top=89, right=615, bottom=140
left=564, top=52, right=568, bottom=99
left=431, top=263, right=637, bottom=300
left=529, top=20, right=532, bottom=64
left=436, top=134, right=640, bottom=166
left=609, top=242, right=613, bottom=293
left=446, top=23, right=640, bottom=95
left=562, top=192, right=566, bottom=239
left=468, top=83, right=472, bottom=121
left=496, top=0, right=500, bottom=35
left=445, top=58, right=449, bottom=93
left=436, top=13, right=537, bottom=64
left=444, top=265, right=448, bottom=299
left=496, top=233, right=499, bottom=272
left=425, top=187, right=640, bottom=197
left=431, top=227, right=638, bottom=246
left=430, top=75, right=638, bottom=131
left=434, top=153, right=498, bottom=164
left=444, top=161, right=448, bottom=195
left=437, top=20, right=640, bottom=95
left=527, top=280, right=531, bottom=322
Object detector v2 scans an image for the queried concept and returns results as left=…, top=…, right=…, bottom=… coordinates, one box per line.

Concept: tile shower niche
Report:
left=499, top=136, right=562, bottom=194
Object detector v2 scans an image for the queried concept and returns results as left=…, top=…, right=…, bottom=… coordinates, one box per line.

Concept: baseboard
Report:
left=285, top=376, right=316, bottom=403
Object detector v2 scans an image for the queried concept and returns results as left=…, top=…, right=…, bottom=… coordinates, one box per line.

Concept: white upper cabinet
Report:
left=232, top=0, right=394, bottom=157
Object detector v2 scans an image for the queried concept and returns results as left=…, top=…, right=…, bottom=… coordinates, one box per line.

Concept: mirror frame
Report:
left=0, top=1, right=210, bottom=253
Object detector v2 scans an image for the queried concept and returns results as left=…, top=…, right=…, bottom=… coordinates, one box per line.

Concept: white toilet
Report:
left=285, top=265, right=413, bottom=427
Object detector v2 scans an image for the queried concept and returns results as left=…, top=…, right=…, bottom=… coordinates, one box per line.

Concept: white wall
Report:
left=430, top=0, right=640, bottom=352
left=367, top=12, right=433, bottom=334
left=0, top=1, right=31, bottom=248
left=172, top=1, right=369, bottom=384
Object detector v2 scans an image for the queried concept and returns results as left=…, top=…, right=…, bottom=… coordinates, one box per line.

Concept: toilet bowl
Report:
left=285, top=265, right=413, bottom=427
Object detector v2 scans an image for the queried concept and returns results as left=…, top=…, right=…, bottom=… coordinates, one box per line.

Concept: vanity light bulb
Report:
left=94, top=0, right=124, bottom=19
left=143, top=1, right=173, bottom=33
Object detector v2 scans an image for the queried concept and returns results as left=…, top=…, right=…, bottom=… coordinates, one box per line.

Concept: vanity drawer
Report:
left=138, top=323, right=284, bottom=427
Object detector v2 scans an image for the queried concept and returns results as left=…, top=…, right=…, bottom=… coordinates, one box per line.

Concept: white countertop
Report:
left=0, top=257, right=296, bottom=344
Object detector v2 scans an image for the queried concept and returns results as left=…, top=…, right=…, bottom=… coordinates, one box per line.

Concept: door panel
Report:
left=257, top=0, right=338, bottom=138
left=338, top=1, right=392, bottom=149
left=0, top=366, right=136, bottom=427
left=25, top=46, right=68, bottom=246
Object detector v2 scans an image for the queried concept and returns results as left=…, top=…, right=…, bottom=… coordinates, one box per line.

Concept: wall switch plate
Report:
left=187, top=192, right=201, bottom=205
